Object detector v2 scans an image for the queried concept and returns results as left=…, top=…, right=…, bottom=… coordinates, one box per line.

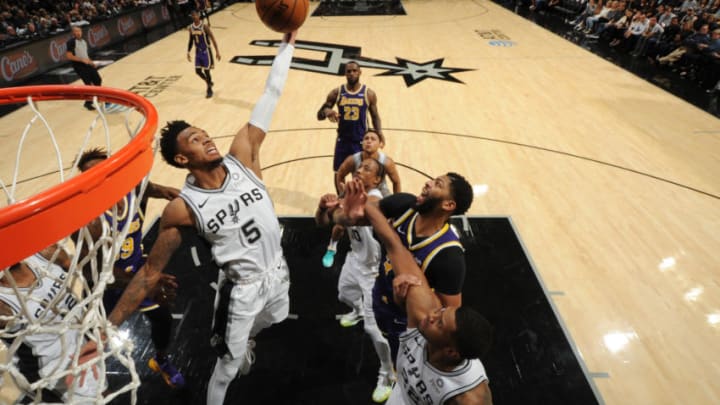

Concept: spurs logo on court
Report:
left=230, top=40, right=473, bottom=87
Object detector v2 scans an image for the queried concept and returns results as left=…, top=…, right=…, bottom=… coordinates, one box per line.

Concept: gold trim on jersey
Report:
left=420, top=241, right=463, bottom=271
left=392, top=208, right=415, bottom=229
left=406, top=214, right=451, bottom=251
left=105, top=194, right=130, bottom=221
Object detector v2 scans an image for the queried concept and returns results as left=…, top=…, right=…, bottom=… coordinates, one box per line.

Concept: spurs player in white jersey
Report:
left=337, top=180, right=494, bottom=405
left=87, top=30, right=299, bottom=405
left=316, top=158, right=395, bottom=403
left=0, top=247, right=105, bottom=402
left=322, top=129, right=401, bottom=269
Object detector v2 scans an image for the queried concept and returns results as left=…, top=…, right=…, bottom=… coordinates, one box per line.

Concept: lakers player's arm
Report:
left=383, top=157, right=402, bottom=193
left=205, top=25, right=220, bottom=61
left=187, top=27, right=193, bottom=62
left=146, top=181, right=180, bottom=201
left=447, top=381, right=493, bottom=405
left=107, top=198, right=191, bottom=326
left=230, top=30, right=297, bottom=179
left=367, top=88, right=382, bottom=135
left=317, top=88, right=340, bottom=122
left=361, top=197, right=438, bottom=327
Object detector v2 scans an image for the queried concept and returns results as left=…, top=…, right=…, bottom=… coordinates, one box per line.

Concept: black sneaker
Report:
left=206, top=87, right=213, bottom=98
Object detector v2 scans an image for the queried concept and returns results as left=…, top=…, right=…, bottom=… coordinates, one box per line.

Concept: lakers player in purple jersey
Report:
left=324, top=172, right=474, bottom=361
left=317, top=61, right=383, bottom=185
left=187, top=10, right=220, bottom=98
left=77, top=148, right=185, bottom=388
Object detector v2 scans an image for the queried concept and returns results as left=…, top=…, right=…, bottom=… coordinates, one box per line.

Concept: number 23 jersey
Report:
left=179, top=155, right=282, bottom=281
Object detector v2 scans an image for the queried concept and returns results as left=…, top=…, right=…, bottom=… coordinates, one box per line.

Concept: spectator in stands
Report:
left=584, top=0, right=617, bottom=35
left=680, top=0, right=701, bottom=13
left=697, top=28, right=720, bottom=86
left=680, top=7, right=698, bottom=26
left=647, top=16, right=682, bottom=59
left=570, top=0, right=601, bottom=30
left=632, top=16, right=664, bottom=56
left=603, top=8, right=634, bottom=43
left=613, top=10, right=648, bottom=50
left=658, top=23, right=710, bottom=65
left=658, top=6, right=676, bottom=27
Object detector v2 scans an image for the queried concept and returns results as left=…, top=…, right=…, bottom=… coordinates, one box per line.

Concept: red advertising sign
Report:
left=1, top=50, right=39, bottom=82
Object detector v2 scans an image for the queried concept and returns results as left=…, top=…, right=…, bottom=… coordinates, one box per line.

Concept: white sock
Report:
left=327, top=240, right=338, bottom=251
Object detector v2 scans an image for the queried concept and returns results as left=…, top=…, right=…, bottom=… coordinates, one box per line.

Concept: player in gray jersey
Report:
left=316, top=158, right=394, bottom=403
left=322, top=129, right=401, bottom=268
left=0, top=247, right=105, bottom=402
left=341, top=180, right=494, bottom=405
left=79, top=30, right=299, bottom=405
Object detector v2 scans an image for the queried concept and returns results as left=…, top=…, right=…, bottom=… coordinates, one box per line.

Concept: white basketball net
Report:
left=0, top=95, right=149, bottom=404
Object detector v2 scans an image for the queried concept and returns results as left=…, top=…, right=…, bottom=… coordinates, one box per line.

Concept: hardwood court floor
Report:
left=2, top=0, right=719, bottom=404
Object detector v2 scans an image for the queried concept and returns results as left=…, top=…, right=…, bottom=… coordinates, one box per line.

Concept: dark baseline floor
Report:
left=100, top=217, right=599, bottom=405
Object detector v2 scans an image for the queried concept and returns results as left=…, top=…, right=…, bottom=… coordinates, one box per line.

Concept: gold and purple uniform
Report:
left=372, top=193, right=466, bottom=361
left=333, top=84, right=369, bottom=170
left=189, top=21, right=213, bottom=70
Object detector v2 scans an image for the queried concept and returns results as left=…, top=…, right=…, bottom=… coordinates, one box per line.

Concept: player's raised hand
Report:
left=393, top=273, right=423, bottom=304
left=318, top=193, right=340, bottom=211
left=343, top=178, right=367, bottom=223
left=283, top=29, right=298, bottom=45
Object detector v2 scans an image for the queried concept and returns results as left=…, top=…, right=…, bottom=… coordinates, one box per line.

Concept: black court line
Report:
left=253, top=127, right=720, bottom=201
left=9, top=127, right=718, bottom=201
left=261, top=154, right=434, bottom=180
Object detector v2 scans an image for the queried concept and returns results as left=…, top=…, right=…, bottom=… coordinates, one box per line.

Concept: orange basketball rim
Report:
left=0, top=85, right=157, bottom=270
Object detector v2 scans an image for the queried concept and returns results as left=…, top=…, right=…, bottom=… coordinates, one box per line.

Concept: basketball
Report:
left=256, top=0, right=309, bottom=33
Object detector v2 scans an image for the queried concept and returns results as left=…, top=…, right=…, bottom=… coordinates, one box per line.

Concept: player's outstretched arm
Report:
left=229, top=30, right=297, bottom=179
left=107, top=198, right=189, bottom=326
left=146, top=182, right=180, bottom=201
left=317, top=88, right=339, bottom=122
